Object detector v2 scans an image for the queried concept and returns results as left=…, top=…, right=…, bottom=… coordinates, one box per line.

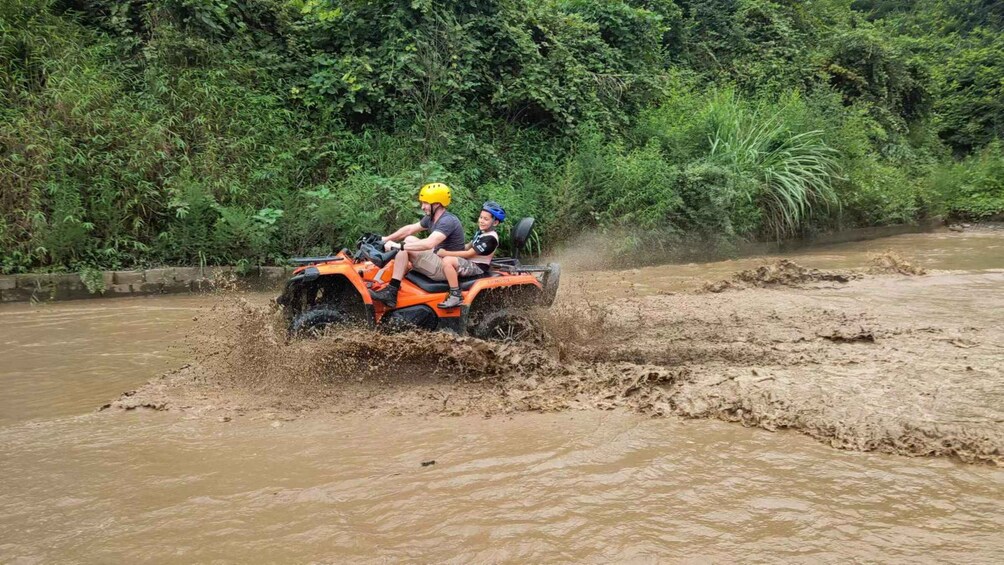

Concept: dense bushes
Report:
left=1, top=0, right=1003, bottom=274
left=929, top=142, right=1004, bottom=220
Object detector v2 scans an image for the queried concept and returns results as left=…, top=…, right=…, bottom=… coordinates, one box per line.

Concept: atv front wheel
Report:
left=471, top=308, right=544, bottom=343
left=289, top=307, right=351, bottom=337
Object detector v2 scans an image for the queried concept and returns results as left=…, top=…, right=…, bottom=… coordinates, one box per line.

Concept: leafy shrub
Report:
left=839, top=157, right=921, bottom=225
left=929, top=142, right=1004, bottom=219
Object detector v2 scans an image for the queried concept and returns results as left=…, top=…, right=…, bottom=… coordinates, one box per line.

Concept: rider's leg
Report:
left=382, top=236, right=420, bottom=283
left=391, top=251, right=410, bottom=281
left=370, top=250, right=411, bottom=308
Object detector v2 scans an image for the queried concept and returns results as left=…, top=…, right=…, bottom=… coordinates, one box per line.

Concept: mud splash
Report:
left=701, top=253, right=929, bottom=293
left=869, top=251, right=928, bottom=275
left=111, top=262, right=1004, bottom=465
left=702, top=259, right=859, bottom=292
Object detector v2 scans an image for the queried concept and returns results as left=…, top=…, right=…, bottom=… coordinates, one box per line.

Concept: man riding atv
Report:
left=277, top=181, right=559, bottom=340
left=369, top=182, right=464, bottom=309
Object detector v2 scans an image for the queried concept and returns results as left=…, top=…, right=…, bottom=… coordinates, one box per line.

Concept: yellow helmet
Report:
left=418, top=182, right=452, bottom=207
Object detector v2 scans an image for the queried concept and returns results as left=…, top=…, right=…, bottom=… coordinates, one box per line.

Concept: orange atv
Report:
left=276, top=217, right=559, bottom=340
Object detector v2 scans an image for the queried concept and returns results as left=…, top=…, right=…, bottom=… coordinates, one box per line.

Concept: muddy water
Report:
left=573, top=226, right=1004, bottom=296
left=2, top=227, right=1003, bottom=562
left=0, top=298, right=202, bottom=425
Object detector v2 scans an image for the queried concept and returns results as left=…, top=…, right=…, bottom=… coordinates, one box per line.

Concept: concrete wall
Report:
left=0, top=266, right=294, bottom=303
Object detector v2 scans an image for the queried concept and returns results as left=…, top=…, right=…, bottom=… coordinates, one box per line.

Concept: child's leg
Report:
left=442, top=256, right=460, bottom=288
left=437, top=256, right=464, bottom=309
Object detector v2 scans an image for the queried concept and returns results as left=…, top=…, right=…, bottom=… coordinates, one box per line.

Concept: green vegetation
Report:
left=1, top=0, right=1002, bottom=274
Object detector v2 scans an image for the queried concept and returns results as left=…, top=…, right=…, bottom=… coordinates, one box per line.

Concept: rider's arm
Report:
left=402, top=230, right=446, bottom=252
left=383, top=222, right=424, bottom=242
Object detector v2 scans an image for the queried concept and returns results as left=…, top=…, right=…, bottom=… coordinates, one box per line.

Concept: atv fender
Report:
left=280, top=263, right=373, bottom=306
left=278, top=264, right=374, bottom=327
left=463, top=274, right=542, bottom=307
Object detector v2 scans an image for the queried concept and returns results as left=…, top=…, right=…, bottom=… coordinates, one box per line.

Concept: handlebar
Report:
left=352, top=233, right=409, bottom=267
left=359, top=244, right=399, bottom=267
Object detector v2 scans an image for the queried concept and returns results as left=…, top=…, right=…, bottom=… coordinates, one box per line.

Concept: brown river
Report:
left=2, top=227, right=1003, bottom=563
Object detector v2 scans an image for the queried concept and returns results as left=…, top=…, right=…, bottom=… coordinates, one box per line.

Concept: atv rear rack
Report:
left=288, top=255, right=344, bottom=265
left=490, top=262, right=552, bottom=274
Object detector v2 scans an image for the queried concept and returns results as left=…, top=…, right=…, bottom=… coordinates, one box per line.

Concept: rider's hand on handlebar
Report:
left=384, top=241, right=401, bottom=252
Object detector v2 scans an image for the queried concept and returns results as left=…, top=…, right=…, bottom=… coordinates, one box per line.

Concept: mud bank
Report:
left=108, top=255, right=1004, bottom=465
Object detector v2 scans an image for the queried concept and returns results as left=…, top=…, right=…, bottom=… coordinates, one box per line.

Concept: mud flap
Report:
left=437, top=306, right=468, bottom=336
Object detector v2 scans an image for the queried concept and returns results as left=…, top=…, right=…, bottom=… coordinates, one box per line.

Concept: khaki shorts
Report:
left=411, top=250, right=446, bottom=280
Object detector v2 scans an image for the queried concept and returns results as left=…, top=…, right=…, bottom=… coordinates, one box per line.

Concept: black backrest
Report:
left=511, top=217, right=535, bottom=252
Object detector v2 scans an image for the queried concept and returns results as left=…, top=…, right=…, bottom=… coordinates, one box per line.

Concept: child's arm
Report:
left=437, top=243, right=476, bottom=259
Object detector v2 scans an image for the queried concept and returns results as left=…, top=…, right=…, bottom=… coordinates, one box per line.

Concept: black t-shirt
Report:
left=470, top=230, right=499, bottom=272
left=419, top=211, right=465, bottom=252
left=472, top=230, right=499, bottom=256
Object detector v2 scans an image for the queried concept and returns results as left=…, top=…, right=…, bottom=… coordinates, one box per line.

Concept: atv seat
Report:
left=405, top=271, right=496, bottom=293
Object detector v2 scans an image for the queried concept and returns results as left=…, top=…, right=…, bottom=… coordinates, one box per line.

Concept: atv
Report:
left=276, top=217, right=560, bottom=341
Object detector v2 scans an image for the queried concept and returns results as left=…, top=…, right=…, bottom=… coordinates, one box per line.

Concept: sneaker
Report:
left=437, top=290, right=463, bottom=309
left=369, top=285, right=398, bottom=308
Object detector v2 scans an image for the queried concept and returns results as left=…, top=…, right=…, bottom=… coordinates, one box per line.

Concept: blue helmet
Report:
left=482, top=201, right=506, bottom=223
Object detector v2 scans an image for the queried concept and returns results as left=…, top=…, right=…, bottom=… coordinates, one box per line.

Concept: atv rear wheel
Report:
left=290, top=307, right=351, bottom=337
left=540, top=262, right=560, bottom=306
left=471, top=308, right=544, bottom=343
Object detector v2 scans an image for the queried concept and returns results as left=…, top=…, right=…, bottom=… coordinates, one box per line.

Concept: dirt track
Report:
left=110, top=253, right=1004, bottom=465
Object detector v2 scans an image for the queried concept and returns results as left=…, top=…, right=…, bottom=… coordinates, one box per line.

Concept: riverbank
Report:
left=0, top=219, right=974, bottom=304
left=0, top=265, right=292, bottom=303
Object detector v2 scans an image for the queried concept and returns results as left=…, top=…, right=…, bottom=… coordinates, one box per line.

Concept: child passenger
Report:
left=434, top=201, right=506, bottom=308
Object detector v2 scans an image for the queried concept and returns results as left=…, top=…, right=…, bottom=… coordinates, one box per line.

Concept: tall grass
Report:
left=569, top=89, right=844, bottom=242
left=705, top=93, right=841, bottom=239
